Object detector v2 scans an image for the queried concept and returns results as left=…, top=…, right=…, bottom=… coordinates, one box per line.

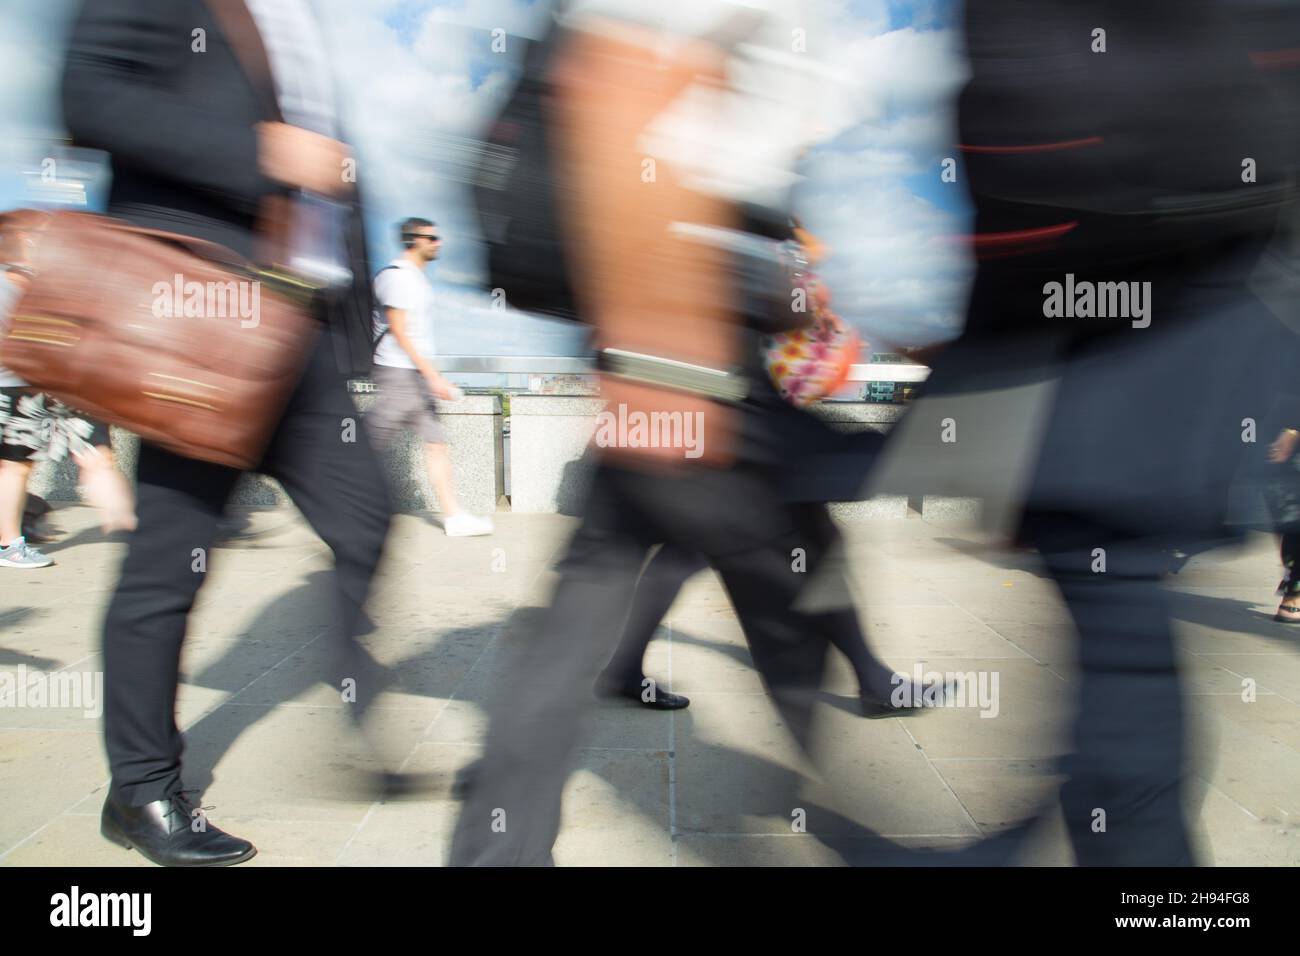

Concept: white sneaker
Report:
left=444, top=513, right=493, bottom=537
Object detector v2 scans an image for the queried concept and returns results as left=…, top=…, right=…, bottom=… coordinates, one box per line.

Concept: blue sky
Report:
left=0, top=0, right=972, bottom=355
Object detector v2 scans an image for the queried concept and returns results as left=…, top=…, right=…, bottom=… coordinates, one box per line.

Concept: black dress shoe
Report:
left=595, top=678, right=690, bottom=711
left=638, top=688, right=690, bottom=710
left=101, top=792, right=256, bottom=867
left=859, top=679, right=958, bottom=719
left=859, top=695, right=920, bottom=719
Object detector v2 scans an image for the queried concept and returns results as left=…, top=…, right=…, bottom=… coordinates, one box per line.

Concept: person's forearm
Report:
left=550, top=24, right=739, bottom=370
left=392, top=329, right=441, bottom=382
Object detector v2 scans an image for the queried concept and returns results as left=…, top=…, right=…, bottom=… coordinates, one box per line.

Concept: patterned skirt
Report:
left=0, top=387, right=110, bottom=463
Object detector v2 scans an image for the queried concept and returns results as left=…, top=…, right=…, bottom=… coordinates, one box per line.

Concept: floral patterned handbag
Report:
left=761, top=241, right=861, bottom=407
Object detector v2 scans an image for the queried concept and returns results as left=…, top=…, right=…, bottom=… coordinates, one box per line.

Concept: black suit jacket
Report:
left=61, top=0, right=376, bottom=377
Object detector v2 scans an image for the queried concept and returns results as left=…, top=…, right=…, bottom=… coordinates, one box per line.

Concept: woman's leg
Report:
left=788, top=503, right=921, bottom=708
left=0, top=457, right=33, bottom=546
left=1276, top=532, right=1300, bottom=621
left=73, top=441, right=137, bottom=533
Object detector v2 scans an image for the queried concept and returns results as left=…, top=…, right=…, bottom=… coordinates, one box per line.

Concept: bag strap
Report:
left=371, top=265, right=402, bottom=349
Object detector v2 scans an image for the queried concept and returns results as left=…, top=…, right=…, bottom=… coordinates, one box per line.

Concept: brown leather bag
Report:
left=0, top=0, right=323, bottom=471
left=0, top=209, right=318, bottom=469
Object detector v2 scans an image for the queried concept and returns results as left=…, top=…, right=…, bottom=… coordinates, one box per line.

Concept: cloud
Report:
left=791, top=14, right=972, bottom=349
left=802, top=178, right=972, bottom=347
left=839, top=24, right=969, bottom=111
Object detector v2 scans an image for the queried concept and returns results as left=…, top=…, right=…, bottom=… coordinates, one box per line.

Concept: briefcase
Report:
left=0, top=208, right=318, bottom=470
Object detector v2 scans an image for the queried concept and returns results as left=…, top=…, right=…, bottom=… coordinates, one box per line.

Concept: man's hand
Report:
left=257, top=122, right=353, bottom=198
left=1270, top=428, right=1299, bottom=464
left=425, top=373, right=459, bottom=402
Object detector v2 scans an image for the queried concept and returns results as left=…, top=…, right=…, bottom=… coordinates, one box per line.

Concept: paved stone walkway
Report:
left=1, top=505, right=1297, bottom=865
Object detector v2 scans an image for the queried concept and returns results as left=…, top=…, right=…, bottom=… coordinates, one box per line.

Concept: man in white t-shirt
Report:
left=366, top=218, right=492, bottom=536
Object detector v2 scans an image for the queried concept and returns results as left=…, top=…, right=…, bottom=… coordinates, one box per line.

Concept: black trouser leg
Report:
left=260, top=341, right=393, bottom=717
left=818, top=607, right=897, bottom=701
left=1025, top=514, right=1195, bottom=866
left=451, top=467, right=652, bottom=865
left=450, top=461, right=837, bottom=864
left=102, top=445, right=240, bottom=806
left=103, top=339, right=391, bottom=805
left=710, top=545, right=831, bottom=750
left=601, top=502, right=896, bottom=700
left=787, top=503, right=897, bottom=701
left=598, top=544, right=707, bottom=691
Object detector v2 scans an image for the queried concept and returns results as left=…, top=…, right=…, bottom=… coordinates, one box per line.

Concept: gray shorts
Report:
left=366, top=365, right=448, bottom=448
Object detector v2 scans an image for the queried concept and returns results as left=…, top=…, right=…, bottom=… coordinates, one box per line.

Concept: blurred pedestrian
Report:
left=451, top=0, right=902, bottom=865
left=367, top=217, right=493, bottom=536
left=871, top=0, right=1300, bottom=865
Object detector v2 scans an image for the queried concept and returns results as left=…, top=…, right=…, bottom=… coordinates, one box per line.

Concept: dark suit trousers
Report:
left=601, top=508, right=896, bottom=701
left=1020, top=512, right=1196, bottom=866
left=450, top=458, right=845, bottom=865
left=102, top=338, right=392, bottom=806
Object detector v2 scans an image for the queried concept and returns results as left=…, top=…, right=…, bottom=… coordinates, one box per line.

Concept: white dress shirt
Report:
left=243, top=0, right=340, bottom=137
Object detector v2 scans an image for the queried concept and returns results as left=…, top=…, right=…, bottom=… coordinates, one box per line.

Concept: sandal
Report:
left=1274, top=601, right=1300, bottom=623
